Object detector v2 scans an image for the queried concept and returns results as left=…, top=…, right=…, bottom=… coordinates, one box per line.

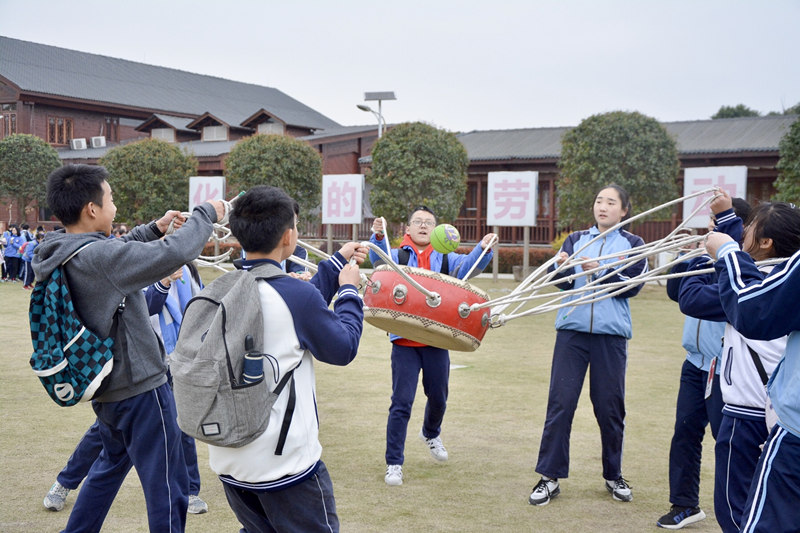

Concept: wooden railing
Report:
left=301, top=218, right=679, bottom=246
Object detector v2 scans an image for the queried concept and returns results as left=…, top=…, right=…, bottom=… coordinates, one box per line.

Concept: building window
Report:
left=1, top=103, right=17, bottom=138
left=152, top=128, right=176, bottom=142
left=203, top=125, right=228, bottom=141
left=258, top=121, right=284, bottom=135
left=47, top=116, right=74, bottom=145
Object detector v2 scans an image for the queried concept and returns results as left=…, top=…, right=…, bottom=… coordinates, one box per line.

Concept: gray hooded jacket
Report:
left=32, top=203, right=217, bottom=402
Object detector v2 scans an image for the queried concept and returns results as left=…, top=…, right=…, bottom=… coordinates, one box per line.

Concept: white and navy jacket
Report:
left=208, top=252, right=363, bottom=491
left=550, top=226, right=647, bottom=339
left=716, top=243, right=800, bottom=438
left=678, top=257, right=786, bottom=421
left=675, top=208, right=787, bottom=420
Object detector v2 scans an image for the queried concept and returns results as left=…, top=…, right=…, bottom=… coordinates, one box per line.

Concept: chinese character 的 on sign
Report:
left=322, top=174, right=364, bottom=224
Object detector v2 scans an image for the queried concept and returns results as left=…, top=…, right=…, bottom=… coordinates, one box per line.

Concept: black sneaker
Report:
left=529, top=477, right=560, bottom=506
left=656, top=506, right=706, bottom=529
left=605, top=476, right=632, bottom=502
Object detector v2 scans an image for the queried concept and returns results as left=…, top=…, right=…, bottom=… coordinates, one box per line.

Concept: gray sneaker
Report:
left=188, top=494, right=208, bottom=514
left=43, top=481, right=70, bottom=511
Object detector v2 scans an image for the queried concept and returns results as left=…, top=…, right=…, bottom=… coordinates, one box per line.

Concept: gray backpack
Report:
left=171, top=262, right=296, bottom=449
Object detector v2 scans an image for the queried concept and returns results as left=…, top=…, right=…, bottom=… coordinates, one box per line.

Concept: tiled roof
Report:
left=457, top=115, right=797, bottom=161
left=1, top=36, right=341, bottom=131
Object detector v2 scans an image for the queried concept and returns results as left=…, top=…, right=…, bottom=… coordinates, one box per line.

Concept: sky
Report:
left=1, top=0, right=798, bottom=133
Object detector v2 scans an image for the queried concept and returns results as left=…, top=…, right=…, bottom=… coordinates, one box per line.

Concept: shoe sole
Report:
left=385, top=478, right=403, bottom=486
left=657, top=510, right=706, bottom=529
left=529, top=486, right=560, bottom=506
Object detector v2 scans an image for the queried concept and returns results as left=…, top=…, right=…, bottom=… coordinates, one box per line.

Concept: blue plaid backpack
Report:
left=28, top=242, right=117, bottom=406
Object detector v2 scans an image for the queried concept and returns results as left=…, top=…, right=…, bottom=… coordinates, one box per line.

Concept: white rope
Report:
left=486, top=188, right=722, bottom=325
left=363, top=241, right=441, bottom=305
left=461, top=234, right=498, bottom=280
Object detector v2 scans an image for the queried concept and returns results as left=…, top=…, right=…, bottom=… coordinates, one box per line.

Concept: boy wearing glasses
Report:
left=370, top=206, right=497, bottom=486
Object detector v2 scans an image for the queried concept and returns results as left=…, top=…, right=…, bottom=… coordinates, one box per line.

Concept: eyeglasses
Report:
left=409, top=219, right=436, bottom=228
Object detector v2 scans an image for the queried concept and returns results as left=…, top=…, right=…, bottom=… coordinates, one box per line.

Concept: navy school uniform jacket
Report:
left=716, top=243, right=800, bottom=437
left=208, top=253, right=363, bottom=489
left=675, top=210, right=785, bottom=418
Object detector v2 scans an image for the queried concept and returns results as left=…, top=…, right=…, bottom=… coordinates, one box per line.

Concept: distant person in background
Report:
left=20, top=232, right=44, bottom=289
left=0, top=221, right=6, bottom=280
left=112, top=224, right=128, bottom=238
left=2, top=224, right=23, bottom=282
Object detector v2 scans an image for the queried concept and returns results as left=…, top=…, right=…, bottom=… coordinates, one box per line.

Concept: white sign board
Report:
left=487, top=171, right=538, bottom=226
left=322, top=174, right=364, bottom=224
left=682, top=166, right=747, bottom=228
left=189, top=176, right=225, bottom=211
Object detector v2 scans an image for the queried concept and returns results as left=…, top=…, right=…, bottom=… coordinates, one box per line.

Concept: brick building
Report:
left=1, top=36, right=796, bottom=244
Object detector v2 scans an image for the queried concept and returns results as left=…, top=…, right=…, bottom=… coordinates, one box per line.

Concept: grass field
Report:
left=0, top=271, right=720, bottom=532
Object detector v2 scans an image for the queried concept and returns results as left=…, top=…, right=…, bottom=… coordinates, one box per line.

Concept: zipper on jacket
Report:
left=588, top=237, right=606, bottom=334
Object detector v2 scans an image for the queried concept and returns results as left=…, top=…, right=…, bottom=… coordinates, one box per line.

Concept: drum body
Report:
left=363, top=266, right=490, bottom=352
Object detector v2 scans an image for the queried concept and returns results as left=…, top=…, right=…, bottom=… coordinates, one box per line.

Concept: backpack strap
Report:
left=246, top=262, right=297, bottom=455
left=398, top=247, right=449, bottom=274
left=62, top=241, right=97, bottom=266
left=273, top=367, right=296, bottom=455
left=745, top=344, right=769, bottom=386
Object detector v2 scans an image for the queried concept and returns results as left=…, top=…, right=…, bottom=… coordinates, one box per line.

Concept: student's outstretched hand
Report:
left=709, top=189, right=732, bottom=215
left=480, top=233, right=498, bottom=249
left=704, top=231, right=735, bottom=260
left=338, top=263, right=361, bottom=287
left=206, top=200, right=226, bottom=223
left=156, top=211, right=186, bottom=234
left=289, top=271, right=313, bottom=281
left=371, top=218, right=385, bottom=239
left=339, top=242, right=369, bottom=265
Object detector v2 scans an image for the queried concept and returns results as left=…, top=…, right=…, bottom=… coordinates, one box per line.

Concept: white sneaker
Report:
left=419, top=431, right=449, bottom=462
left=605, top=477, right=633, bottom=502
left=187, top=494, right=208, bottom=514
left=529, top=477, right=560, bottom=506
left=385, top=464, right=403, bottom=486
left=43, top=481, right=70, bottom=511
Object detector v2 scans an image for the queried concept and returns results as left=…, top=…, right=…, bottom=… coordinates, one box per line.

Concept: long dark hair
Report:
left=745, top=202, right=800, bottom=258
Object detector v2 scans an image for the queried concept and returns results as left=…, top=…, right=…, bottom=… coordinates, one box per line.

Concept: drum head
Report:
left=363, top=266, right=490, bottom=352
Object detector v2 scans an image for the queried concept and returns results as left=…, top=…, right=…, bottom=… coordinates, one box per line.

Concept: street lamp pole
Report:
left=358, top=91, right=396, bottom=138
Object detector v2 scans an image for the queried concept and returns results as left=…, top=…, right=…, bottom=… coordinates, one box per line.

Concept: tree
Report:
left=368, top=122, right=469, bottom=224
left=0, top=134, right=61, bottom=218
left=711, top=104, right=761, bottom=119
left=225, top=134, right=323, bottom=221
left=774, top=118, right=800, bottom=203
left=100, top=139, right=197, bottom=224
left=766, top=103, right=800, bottom=116
left=557, top=111, right=680, bottom=229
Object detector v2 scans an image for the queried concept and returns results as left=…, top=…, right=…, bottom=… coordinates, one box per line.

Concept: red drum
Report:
left=363, top=266, right=491, bottom=352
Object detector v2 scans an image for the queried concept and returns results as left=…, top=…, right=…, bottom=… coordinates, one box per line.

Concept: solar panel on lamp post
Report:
left=358, top=91, right=396, bottom=138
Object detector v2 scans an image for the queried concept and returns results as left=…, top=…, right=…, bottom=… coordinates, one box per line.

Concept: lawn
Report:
left=0, top=272, right=719, bottom=532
